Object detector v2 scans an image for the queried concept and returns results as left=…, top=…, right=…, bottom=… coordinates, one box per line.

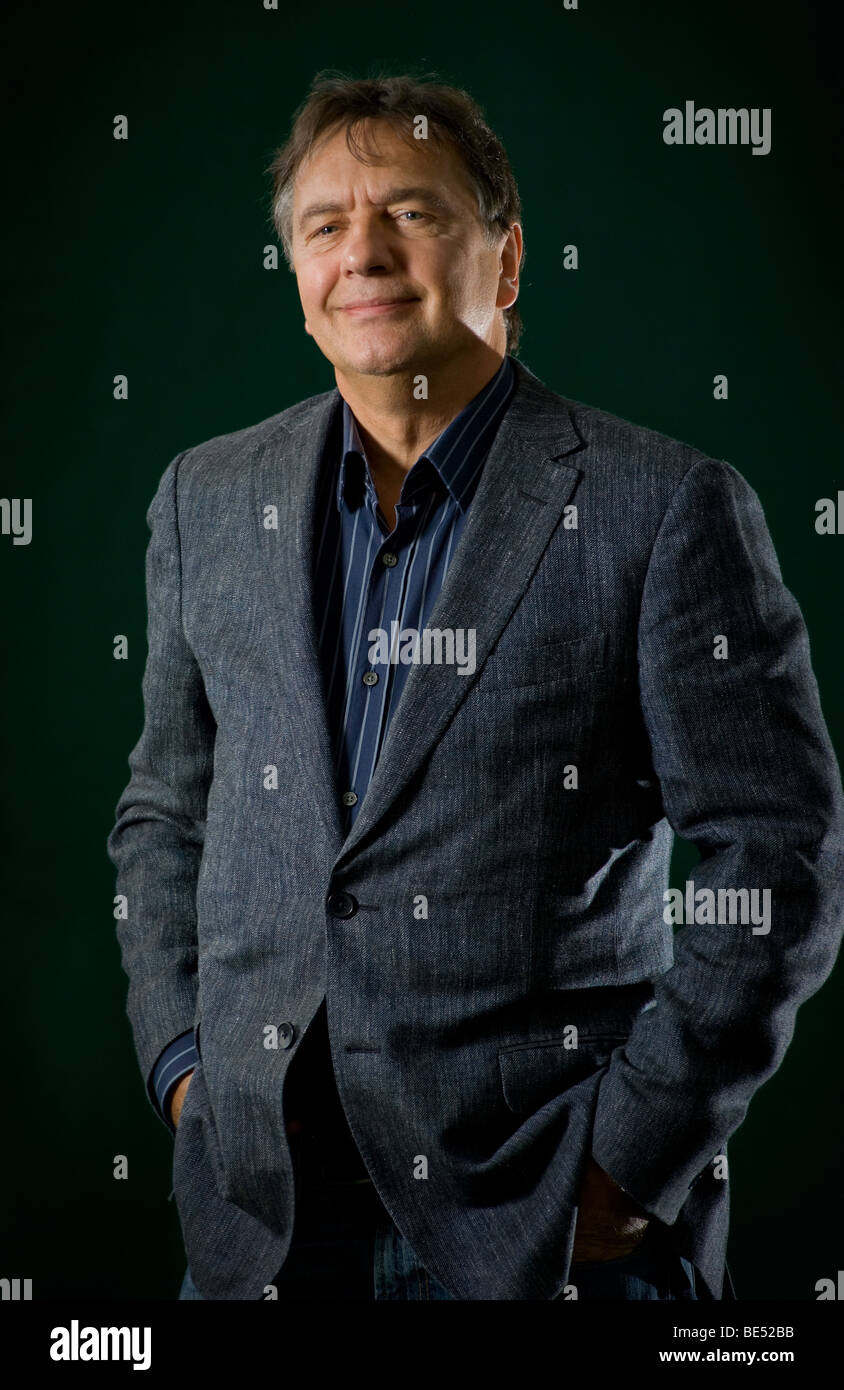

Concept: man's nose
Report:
left=342, top=218, right=396, bottom=274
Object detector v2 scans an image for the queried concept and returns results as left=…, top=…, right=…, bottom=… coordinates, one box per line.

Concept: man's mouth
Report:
left=338, top=297, right=419, bottom=315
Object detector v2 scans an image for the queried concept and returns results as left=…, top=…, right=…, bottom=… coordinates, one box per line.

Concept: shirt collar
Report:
left=336, top=354, right=516, bottom=515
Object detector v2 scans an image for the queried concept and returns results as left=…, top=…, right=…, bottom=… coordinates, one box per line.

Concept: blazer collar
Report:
left=336, top=354, right=516, bottom=515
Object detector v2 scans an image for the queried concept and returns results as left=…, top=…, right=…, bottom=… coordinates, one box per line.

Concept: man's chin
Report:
left=338, top=345, right=425, bottom=378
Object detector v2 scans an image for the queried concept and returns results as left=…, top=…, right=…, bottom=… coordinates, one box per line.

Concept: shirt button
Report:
left=342, top=790, right=358, bottom=806
left=362, top=670, right=378, bottom=686
left=382, top=552, right=398, bottom=567
left=278, top=1023, right=296, bottom=1048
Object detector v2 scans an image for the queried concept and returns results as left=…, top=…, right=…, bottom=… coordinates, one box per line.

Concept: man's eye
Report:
left=311, top=212, right=425, bottom=239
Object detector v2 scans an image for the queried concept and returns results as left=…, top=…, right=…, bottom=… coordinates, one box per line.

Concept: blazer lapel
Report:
left=252, top=388, right=348, bottom=857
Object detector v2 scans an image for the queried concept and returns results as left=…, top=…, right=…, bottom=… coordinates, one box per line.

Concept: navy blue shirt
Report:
left=150, top=355, right=516, bottom=1135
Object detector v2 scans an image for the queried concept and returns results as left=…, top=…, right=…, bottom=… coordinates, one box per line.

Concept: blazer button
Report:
left=278, top=1022, right=295, bottom=1048
left=327, top=890, right=358, bottom=918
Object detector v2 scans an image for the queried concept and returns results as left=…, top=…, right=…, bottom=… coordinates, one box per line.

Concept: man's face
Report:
left=290, top=120, right=517, bottom=377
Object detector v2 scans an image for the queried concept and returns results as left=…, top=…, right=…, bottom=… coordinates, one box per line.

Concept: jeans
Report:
left=178, top=1129, right=705, bottom=1301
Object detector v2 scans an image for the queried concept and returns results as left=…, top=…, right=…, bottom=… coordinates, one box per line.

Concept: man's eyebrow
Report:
left=297, top=185, right=454, bottom=230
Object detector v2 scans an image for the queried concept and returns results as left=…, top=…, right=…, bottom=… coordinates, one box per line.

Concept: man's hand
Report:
left=169, top=1070, right=195, bottom=1130
left=571, top=1156, right=651, bottom=1263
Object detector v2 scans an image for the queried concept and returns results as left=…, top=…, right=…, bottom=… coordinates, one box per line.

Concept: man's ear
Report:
left=304, top=319, right=312, bottom=337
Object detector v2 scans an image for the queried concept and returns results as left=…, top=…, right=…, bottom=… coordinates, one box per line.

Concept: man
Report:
left=107, top=73, right=844, bottom=1302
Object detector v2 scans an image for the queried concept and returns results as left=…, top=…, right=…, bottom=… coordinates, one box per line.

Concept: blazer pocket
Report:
left=498, top=1033, right=625, bottom=1114
left=474, top=631, right=608, bottom=693
left=172, top=1032, right=230, bottom=1198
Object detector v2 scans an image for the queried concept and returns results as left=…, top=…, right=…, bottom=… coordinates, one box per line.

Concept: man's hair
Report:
left=266, top=71, right=525, bottom=354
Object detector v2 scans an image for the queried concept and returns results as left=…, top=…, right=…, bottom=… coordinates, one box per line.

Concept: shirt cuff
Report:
left=150, top=1030, right=199, bottom=1134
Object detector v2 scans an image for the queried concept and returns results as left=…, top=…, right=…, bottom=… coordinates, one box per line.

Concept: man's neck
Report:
left=335, top=346, right=506, bottom=479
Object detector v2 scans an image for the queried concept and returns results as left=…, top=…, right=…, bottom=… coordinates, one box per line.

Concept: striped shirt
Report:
left=150, top=353, right=516, bottom=1133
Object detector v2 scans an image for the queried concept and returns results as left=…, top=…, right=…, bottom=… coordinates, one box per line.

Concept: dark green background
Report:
left=2, top=0, right=840, bottom=1300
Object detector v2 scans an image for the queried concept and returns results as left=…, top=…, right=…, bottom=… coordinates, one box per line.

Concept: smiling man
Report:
left=289, top=112, right=522, bottom=532
left=107, top=72, right=844, bottom=1303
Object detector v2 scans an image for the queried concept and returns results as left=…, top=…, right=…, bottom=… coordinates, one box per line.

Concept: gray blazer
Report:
left=107, top=357, right=844, bottom=1300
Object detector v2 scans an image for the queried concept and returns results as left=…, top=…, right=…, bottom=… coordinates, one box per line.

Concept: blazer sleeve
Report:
left=590, top=456, right=844, bottom=1226
left=106, top=451, right=216, bottom=1124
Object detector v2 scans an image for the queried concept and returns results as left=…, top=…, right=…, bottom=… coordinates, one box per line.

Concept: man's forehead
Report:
left=293, top=123, right=472, bottom=201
